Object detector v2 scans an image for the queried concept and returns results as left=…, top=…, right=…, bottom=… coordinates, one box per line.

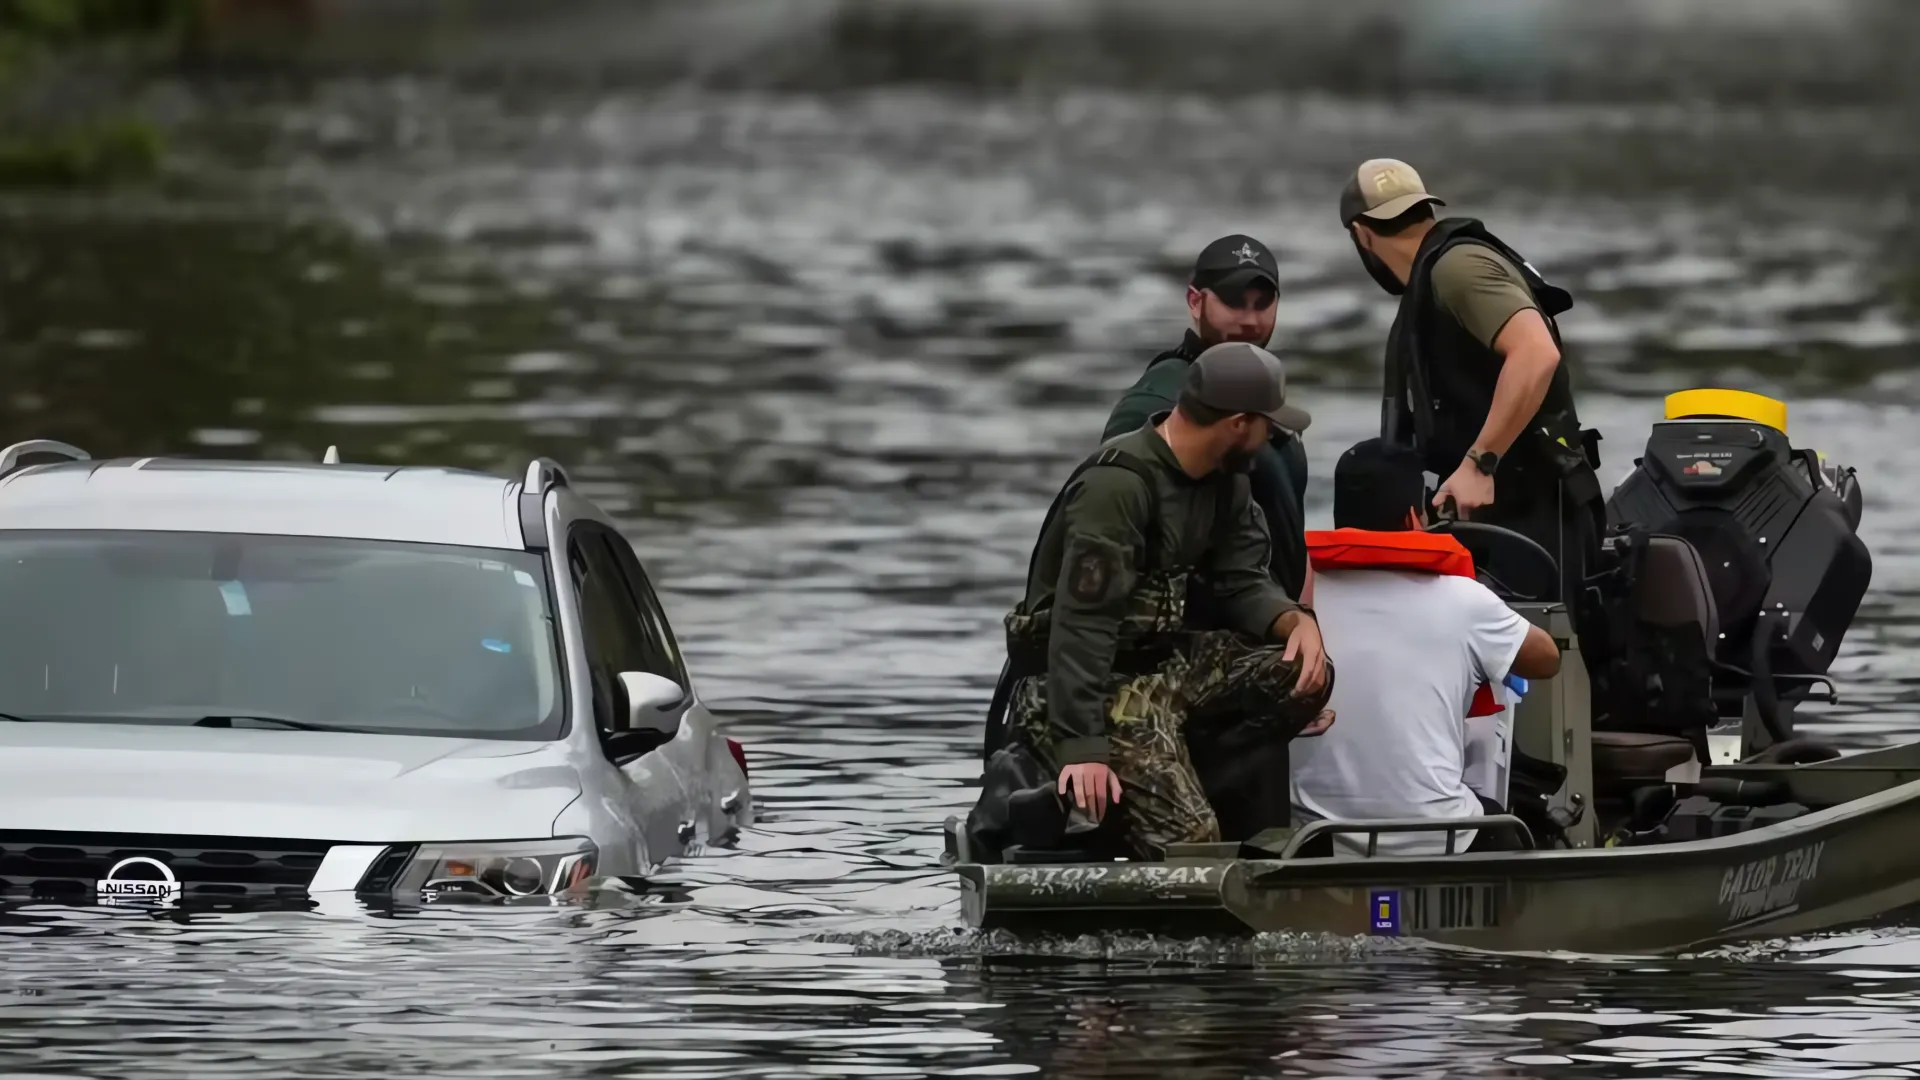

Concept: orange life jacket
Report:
left=1304, top=528, right=1506, bottom=718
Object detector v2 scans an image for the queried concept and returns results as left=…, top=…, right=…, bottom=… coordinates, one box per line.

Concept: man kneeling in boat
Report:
left=977, top=343, right=1335, bottom=861
left=1290, top=437, right=1562, bottom=857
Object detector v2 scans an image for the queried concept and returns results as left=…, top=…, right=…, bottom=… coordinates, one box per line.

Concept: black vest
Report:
left=1382, top=217, right=1582, bottom=482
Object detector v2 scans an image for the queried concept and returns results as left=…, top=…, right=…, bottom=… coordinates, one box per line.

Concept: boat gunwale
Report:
left=954, top=752, right=1920, bottom=887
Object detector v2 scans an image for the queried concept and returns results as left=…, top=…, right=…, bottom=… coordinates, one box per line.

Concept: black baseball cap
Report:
left=1333, top=437, right=1427, bottom=531
left=1183, top=342, right=1312, bottom=433
left=1190, top=234, right=1279, bottom=302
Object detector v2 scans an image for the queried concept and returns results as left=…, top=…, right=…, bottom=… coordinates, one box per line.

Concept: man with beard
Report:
left=1103, top=235, right=1311, bottom=602
left=1339, top=158, right=1605, bottom=609
left=1091, top=237, right=1319, bottom=845
left=971, top=343, right=1333, bottom=861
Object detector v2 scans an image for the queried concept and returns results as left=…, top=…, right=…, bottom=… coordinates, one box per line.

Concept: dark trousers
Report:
left=1465, top=793, right=1525, bottom=852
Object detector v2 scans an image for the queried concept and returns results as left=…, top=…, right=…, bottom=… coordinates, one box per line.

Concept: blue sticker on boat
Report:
left=1370, top=889, right=1400, bottom=935
left=218, top=580, right=251, bottom=616
left=482, top=639, right=511, bottom=653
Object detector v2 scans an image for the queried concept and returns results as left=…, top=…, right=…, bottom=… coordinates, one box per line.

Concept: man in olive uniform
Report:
left=1103, top=234, right=1312, bottom=601
left=1340, top=158, right=1605, bottom=606
left=1000, top=342, right=1333, bottom=857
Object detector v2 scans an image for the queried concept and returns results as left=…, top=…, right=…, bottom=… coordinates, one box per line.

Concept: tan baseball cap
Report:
left=1339, top=158, right=1446, bottom=224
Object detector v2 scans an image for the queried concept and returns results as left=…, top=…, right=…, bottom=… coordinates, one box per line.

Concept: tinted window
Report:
left=0, top=530, right=563, bottom=740
left=567, top=526, right=655, bottom=734
left=602, top=535, right=689, bottom=686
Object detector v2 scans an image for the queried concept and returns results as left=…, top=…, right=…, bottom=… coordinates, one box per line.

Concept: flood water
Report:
left=3, top=3, right=1920, bottom=1075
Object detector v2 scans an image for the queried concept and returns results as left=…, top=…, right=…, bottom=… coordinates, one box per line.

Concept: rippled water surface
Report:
left=4, top=4, right=1920, bottom=1074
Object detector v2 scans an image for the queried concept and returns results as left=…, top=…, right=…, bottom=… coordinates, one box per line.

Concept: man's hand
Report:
left=1297, top=709, right=1337, bottom=737
left=1058, top=762, right=1122, bottom=821
left=1280, top=612, right=1328, bottom=696
left=1434, top=459, right=1495, bottom=516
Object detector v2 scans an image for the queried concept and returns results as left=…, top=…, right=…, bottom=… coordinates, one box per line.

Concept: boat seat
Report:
left=1634, top=534, right=1720, bottom=645
left=1592, top=731, right=1698, bottom=785
left=1592, top=534, right=1720, bottom=783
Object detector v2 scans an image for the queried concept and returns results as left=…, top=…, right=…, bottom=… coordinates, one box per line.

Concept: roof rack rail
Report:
left=517, top=456, right=573, bottom=551
left=0, top=439, right=90, bottom=477
left=322, top=445, right=341, bottom=464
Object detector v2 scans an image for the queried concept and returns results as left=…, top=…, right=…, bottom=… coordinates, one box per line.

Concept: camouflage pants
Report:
left=1008, top=630, right=1331, bottom=858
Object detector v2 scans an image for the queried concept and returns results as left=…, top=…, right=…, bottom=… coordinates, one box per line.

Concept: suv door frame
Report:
left=595, top=527, right=741, bottom=847
left=548, top=489, right=695, bottom=865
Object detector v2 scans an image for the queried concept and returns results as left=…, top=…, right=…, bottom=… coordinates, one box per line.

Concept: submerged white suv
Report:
left=0, top=439, right=751, bottom=908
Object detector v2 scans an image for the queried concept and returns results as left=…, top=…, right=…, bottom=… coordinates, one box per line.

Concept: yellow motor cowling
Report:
left=1664, top=389, right=1787, bottom=436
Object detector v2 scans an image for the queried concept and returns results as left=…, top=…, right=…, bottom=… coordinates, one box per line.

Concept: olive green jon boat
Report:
left=945, top=390, right=1894, bottom=955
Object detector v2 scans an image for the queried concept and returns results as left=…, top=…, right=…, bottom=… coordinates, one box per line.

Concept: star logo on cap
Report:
left=1232, top=243, right=1261, bottom=265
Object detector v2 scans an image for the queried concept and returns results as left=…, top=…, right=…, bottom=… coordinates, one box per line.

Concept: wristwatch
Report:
left=1468, top=448, right=1500, bottom=476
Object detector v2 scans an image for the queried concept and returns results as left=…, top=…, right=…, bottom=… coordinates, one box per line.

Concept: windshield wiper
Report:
left=193, top=713, right=369, bottom=733
left=0, top=711, right=375, bottom=732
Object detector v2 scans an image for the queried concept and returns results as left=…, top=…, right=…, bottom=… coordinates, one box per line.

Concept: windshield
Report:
left=0, top=530, right=564, bottom=740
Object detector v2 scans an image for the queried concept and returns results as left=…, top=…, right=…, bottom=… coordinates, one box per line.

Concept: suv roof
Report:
left=0, top=441, right=566, bottom=551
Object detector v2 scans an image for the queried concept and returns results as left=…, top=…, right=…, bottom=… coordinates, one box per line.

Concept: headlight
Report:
left=385, top=838, right=598, bottom=901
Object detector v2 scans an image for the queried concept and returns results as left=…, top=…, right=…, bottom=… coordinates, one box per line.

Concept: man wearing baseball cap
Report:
left=1101, top=234, right=1313, bottom=605
left=1339, top=157, right=1605, bottom=609
left=967, top=341, right=1332, bottom=861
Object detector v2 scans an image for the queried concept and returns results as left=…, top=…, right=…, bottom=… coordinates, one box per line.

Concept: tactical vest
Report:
left=1382, top=217, right=1591, bottom=489
left=981, top=446, right=1238, bottom=758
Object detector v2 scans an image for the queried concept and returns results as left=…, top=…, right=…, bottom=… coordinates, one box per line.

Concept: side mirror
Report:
left=618, top=671, right=686, bottom=737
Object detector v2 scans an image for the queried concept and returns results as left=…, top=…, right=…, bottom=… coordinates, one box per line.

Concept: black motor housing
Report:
left=1606, top=416, right=1870, bottom=728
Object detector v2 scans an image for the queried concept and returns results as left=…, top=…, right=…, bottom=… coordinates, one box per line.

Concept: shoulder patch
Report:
left=1068, top=548, right=1118, bottom=605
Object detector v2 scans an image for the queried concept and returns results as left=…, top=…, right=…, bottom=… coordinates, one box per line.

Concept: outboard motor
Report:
left=1602, top=389, right=1870, bottom=746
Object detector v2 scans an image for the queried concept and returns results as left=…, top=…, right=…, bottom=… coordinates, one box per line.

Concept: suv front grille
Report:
left=0, top=831, right=333, bottom=902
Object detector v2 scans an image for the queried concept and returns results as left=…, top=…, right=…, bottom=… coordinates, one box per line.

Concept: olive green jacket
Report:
left=1102, top=333, right=1310, bottom=599
left=1023, top=424, right=1300, bottom=765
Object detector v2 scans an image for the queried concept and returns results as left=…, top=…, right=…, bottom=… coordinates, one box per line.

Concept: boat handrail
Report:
left=1278, top=814, right=1537, bottom=858
left=0, top=439, right=90, bottom=477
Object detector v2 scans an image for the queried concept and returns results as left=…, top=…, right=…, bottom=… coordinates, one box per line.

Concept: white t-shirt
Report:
left=1290, top=568, right=1532, bottom=857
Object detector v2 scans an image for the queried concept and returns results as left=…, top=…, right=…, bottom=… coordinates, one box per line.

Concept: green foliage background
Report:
left=0, top=0, right=197, bottom=186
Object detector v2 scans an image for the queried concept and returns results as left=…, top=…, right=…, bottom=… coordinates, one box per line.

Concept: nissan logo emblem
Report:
left=95, top=855, right=184, bottom=905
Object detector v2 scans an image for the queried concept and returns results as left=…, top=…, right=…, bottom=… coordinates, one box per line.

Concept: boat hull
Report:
left=953, top=748, right=1920, bottom=954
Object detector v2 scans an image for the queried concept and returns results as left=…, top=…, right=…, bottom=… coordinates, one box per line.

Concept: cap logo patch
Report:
left=1371, top=165, right=1411, bottom=196
left=1232, top=243, right=1260, bottom=265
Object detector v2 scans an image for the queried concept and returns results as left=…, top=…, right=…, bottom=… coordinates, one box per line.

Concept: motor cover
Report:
left=1607, top=418, right=1870, bottom=681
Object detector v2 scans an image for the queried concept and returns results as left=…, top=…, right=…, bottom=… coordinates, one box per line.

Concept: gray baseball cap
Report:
left=1183, top=342, right=1312, bottom=433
